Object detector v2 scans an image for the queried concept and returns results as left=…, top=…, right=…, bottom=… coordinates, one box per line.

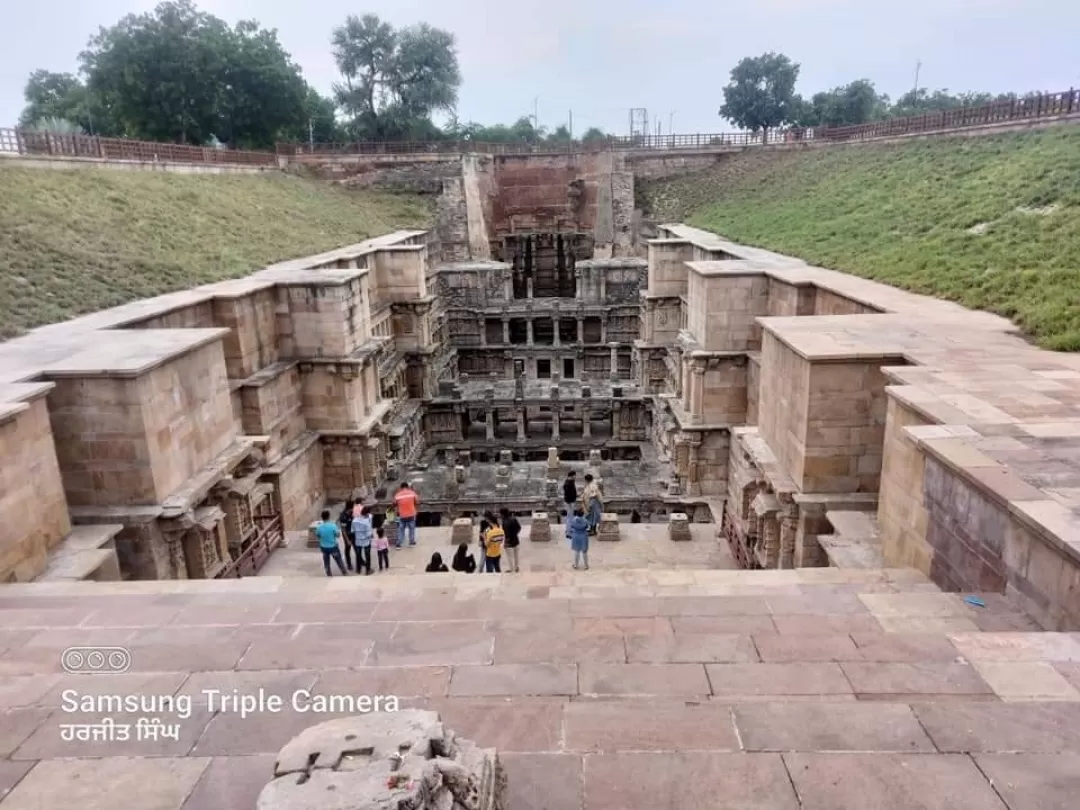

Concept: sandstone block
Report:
left=499, top=450, right=513, bottom=465
left=669, top=512, right=692, bottom=542
left=588, top=449, right=602, bottom=466
left=257, top=710, right=506, bottom=810
left=531, top=512, right=551, bottom=542
left=598, top=513, right=620, bottom=541
left=455, top=465, right=467, bottom=483
left=451, top=517, right=474, bottom=545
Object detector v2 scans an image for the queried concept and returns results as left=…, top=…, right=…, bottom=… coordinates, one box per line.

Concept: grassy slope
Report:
left=0, top=167, right=431, bottom=339
left=640, top=127, right=1080, bottom=350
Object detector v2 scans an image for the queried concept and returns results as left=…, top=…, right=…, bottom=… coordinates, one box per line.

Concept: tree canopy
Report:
left=718, top=53, right=801, bottom=139
left=331, top=13, right=460, bottom=140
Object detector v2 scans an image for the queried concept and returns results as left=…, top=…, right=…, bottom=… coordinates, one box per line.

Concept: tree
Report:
left=19, top=70, right=120, bottom=135
left=78, top=0, right=307, bottom=146
left=719, top=53, right=800, bottom=141
left=581, top=127, right=607, bottom=143
left=793, top=79, right=889, bottom=128
left=887, top=88, right=1017, bottom=119
left=331, top=13, right=460, bottom=140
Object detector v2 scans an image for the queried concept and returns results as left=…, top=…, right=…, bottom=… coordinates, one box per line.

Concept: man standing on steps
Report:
left=351, top=506, right=374, bottom=575
left=562, top=471, right=577, bottom=539
left=393, top=482, right=419, bottom=548
left=315, top=510, right=348, bottom=577
left=500, top=508, right=522, bottom=573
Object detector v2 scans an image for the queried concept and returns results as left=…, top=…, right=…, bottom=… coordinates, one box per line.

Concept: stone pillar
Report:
left=780, top=514, right=797, bottom=569
left=551, top=409, right=561, bottom=441
left=478, top=316, right=486, bottom=346
left=485, top=407, right=495, bottom=441
left=577, top=318, right=584, bottom=343
left=553, top=325, right=561, bottom=347
left=669, top=512, right=691, bottom=542
left=691, top=365, right=705, bottom=420
left=608, top=342, right=619, bottom=381
left=526, top=319, right=534, bottom=347
left=600, top=317, right=607, bottom=343
left=502, top=317, right=509, bottom=344
left=526, top=277, right=534, bottom=298
left=582, top=406, right=591, bottom=438
left=547, top=447, right=560, bottom=472
left=531, top=512, right=552, bottom=542
left=516, top=408, right=526, bottom=442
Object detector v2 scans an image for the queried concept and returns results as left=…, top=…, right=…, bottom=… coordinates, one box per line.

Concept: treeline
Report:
left=18, top=2, right=1033, bottom=149
left=719, top=53, right=1039, bottom=138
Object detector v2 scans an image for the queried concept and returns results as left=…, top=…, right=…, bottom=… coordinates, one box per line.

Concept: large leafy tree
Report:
left=19, top=70, right=122, bottom=135
left=331, top=13, right=460, bottom=140
left=719, top=53, right=801, bottom=141
left=794, top=79, right=890, bottom=128
left=77, top=0, right=306, bottom=146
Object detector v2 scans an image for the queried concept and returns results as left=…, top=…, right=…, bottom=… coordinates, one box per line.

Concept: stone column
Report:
left=516, top=408, right=526, bottom=442
left=691, top=365, right=705, bottom=422
left=582, top=406, right=591, bottom=438
left=526, top=277, right=534, bottom=298
left=577, top=318, right=584, bottom=343
left=608, top=342, right=619, bottom=381
left=478, top=316, right=486, bottom=347
left=553, top=324, right=561, bottom=347
left=780, top=514, right=797, bottom=569
left=600, top=317, right=607, bottom=343
left=526, top=319, right=534, bottom=347
left=502, top=317, right=510, bottom=344
left=552, top=409, right=561, bottom=441
left=485, top=407, right=495, bottom=440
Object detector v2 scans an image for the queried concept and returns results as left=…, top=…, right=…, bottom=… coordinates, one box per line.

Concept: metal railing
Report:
left=2, top=89, right=1075, bottom=167
left=218, top=513, right=283, bottom=578
left=0, top=128, right=277, bottom=166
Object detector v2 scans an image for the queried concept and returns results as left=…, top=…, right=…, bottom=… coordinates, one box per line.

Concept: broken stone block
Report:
left=257, top=709, right=506, bottom=810
left=598, top=513, right=620, bottom=541
left=669, top=512, right=692, bottom=542
left=547, top=447, right=559, bottom=470
left=455, top=465, right=467, bottom=483
left=531, top=512, right=551, bottom=542
left=451, top=517, right=473, bottom=545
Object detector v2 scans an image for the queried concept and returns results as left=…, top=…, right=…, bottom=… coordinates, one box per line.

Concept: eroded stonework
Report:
left=257, top=710, right=505, bottom=810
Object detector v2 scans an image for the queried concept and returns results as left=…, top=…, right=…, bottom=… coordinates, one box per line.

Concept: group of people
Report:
left=314, top=473, right=606, bottom=577
left=313, top=482, right=421, bottom=577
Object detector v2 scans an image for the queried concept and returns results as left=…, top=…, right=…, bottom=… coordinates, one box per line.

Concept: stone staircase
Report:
left=0, top=567, right=1078, bottom=809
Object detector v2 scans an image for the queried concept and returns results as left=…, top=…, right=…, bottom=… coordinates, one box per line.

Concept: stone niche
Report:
left=0, top=383, right=72, bottom=582
left=42, top=331, right=236, bottom=508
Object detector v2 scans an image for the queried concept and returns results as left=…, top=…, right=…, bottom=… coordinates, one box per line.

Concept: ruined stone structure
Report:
left=258, top=710, right=505, bottom=810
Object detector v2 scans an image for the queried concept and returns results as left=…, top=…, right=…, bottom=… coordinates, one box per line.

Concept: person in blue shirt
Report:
left=351, top=506, right=374, bottom=576
left=568, top=507, right=590, bottom=570
left=315, top=510, right=348, bottom=576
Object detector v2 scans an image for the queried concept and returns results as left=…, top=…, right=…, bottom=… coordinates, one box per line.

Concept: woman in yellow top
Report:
left=482, top=517, right=505, bottom=573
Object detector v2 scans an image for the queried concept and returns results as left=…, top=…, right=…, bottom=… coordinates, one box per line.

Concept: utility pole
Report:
left=669, top=110, right=675, bottom=135
left=913, top=59, right=922, bottom=108
left=568, top=109, right=573, bottom=151
left=533, top=97, right=540, bottom=132
left=308, top=117, right=314, bottom=151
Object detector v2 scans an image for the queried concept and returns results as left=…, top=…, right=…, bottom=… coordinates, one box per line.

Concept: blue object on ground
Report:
left=963, top=595, right=986, bottom=608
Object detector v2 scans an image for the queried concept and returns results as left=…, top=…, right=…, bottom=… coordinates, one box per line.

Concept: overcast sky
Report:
left=2, top=0, right=1078, bottom=134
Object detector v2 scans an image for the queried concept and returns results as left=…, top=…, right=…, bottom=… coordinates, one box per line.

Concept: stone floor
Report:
left=1, top=561, right=1077, bottom=809
left=260, top=524, right=737, bottom=578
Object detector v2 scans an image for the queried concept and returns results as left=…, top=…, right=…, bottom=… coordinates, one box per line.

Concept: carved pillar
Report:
left=577, top=318, right=584, bottom=343
left=643, top=299, right=656, bottom=343
left=691, top=365, right=704, bottom=422
left=780, top=513, right=797, bottom=570
left=553, top=323, right=561, bottom=347
left=686, top=437, right=702, bottom=496
left=608, top=342, right=619, bottom=381
left=582, top=406, right=592, bottom=438
left=502, top=317, right=510, bottom=344
left=516, top=408, right=526, bottom=442
left=478, top=316, right=486, bottom=347
left=552, top=409, right=561, bottom=441
left=526, top=319, right=534, bottom=347
left=485, top=407, right=495, bottom=441
left=527, top=277, right=534, bottom=298
left=600, top=316, right=607, bottom=343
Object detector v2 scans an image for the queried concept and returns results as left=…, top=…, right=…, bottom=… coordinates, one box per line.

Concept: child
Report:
left=568, top=507, right=590, bottom=570
left=375, top=526, right=390, bottom=571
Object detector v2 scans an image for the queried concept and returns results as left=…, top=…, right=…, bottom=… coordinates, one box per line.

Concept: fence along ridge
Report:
left=1, top=88, right=1076, bottom=165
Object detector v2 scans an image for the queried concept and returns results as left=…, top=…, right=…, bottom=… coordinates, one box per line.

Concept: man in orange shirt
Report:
left=393, top=481, right=420, bottom=548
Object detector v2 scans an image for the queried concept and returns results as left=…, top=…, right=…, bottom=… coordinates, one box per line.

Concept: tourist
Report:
left=375, top=527, right=390, bottom=571
left=315, top=510, right=348, bottom=577
left=568, top=507, right=590, bottom=570
left=452, top=543, right=476, bottom=573
left=562, top=471, right=577, bottom=534
left=499, top=508, right=522, bottom=573
left=477, top=515, right=491, bottom=575
left=393, top=482, right=420, bottom=548
left=581, top=474, right=603, bottom=535
left=338, top=499, right=355, bottom=571
left=482, top=515, right=505, bottom=573
left=351, top=506, right=374, bottom=575
left=425, top=552, right=449, bottom=572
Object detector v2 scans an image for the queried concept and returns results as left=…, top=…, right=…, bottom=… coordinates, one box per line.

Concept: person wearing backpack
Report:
left=499, top=508, right=522, bottom=573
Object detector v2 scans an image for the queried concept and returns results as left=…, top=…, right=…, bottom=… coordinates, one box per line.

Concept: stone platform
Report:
left=1, top=566, right=1077, bottom=809
left=260, top=524, right=736, bottom=577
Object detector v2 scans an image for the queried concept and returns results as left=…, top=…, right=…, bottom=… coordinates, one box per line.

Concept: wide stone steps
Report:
left=1, top=569, right=1077, bottom=809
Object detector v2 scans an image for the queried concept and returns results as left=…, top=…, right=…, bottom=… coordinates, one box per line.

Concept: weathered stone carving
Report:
left=257, top=710, right=506, bottom=810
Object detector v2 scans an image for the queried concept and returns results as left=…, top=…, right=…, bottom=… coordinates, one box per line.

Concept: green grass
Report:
left=640, top=127, right=1080, bottom=350
left=0, top=167, right=432, bottom=339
